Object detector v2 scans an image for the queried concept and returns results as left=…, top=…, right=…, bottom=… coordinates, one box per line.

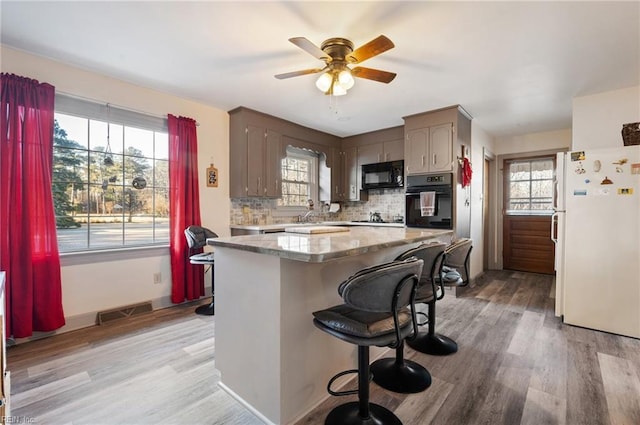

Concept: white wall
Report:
left=572, top=85, right=640, bottom=150
left=469, top=123, right=495, bottom=278
left=494, top=128, right=572, bottom=155
left=1, top=46, right=230, bottom=336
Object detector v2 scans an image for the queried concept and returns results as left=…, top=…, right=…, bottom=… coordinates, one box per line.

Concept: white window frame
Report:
left=505, top=156, right=555, bottom=216
left=274, top=147, right=319, bottom=217
left=53, top=94, right=170, bottom=254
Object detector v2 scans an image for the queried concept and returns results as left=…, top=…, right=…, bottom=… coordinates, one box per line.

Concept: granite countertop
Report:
left=229, top=221, right=405, bottom=231
left=208, top=226, right=453, bottom=263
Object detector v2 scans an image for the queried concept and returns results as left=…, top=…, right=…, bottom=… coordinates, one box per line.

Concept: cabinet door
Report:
left=357, top=143, right=383, bottom=166
left=265, top=129, right=282, bottom=198
left=405, top=128, right=429, bottom=175
left=382, top=139, right=404, bottom=162
left=330, top=147, right=343, bottom=201
left=344, top=146, right=361, bottom=201
left=429, top=123, right=453, bottom=172
left=246, top=125, right=265, bottom=196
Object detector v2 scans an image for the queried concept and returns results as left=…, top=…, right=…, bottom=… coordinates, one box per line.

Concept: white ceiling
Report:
left=1, top=1, right=638, bottom=138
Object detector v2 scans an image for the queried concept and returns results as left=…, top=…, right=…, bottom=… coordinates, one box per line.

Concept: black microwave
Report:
left=362, top=160, right=404, bottom=190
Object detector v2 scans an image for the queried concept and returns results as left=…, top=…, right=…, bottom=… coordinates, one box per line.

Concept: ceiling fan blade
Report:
left=289, top=37, right=332, bottom=61
left=347, top=35, right=394, bottom=63
left=274, top=68, right=324, bottom=79
left=351, top=67, right=396, bottom=84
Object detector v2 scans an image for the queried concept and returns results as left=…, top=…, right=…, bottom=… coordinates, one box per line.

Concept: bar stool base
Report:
left=325, top=402, right=402, bottom=425
left=407, top=333, right=457, bottom=356
left=370, top=358, right=431, bottom=393
left=195, top=298, right=215, bottom=316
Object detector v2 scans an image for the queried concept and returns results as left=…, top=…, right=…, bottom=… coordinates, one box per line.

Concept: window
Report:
left=505, top=157, right=555, bottom=214
left=53, top=95, right=169, bottom=252
left=277, top=147, right=318, bottom=209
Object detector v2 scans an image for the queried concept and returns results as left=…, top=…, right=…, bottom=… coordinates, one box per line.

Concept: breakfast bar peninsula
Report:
left=208, top=226, right=453, bottom=425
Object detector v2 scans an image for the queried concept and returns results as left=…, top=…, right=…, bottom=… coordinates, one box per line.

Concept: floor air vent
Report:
left=96, top=301, right=153, bottom=325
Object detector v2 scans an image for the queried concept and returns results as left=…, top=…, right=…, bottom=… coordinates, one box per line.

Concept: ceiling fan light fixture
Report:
left=315, top=72, right=333, bottom=92
left=337, top=69, right=354, bottom=90
left=331, top=82, right=347, bottom=96
left=281, top=35, right=394, bottom=97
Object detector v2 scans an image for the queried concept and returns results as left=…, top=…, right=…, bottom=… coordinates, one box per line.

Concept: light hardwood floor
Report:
left=8, top=270, right=640, bottom=425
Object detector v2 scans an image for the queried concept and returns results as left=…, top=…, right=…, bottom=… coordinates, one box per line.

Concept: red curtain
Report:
left=168, top=114, right=204, bottom=303
left=0, top=73, right=65, bottom=338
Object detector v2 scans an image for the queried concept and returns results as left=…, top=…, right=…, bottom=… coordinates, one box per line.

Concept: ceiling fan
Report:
left=275, top=35, right=396, bottom=96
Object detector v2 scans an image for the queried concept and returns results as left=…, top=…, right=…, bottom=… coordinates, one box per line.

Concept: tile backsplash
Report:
left=230, top=187, right=405, bottom=225
left=340, top=188, right=405, bottom=222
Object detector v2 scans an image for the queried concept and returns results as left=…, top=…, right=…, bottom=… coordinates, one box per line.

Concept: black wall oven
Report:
left=405, top=173, right=453, bottom=229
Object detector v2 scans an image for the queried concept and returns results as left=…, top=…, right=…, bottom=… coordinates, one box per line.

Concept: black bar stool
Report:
left=407, top=238, right=473, bottom=355
left=184, top=225, right=217, bottom=316
left=442, top=238, right=473, bottom=287
left=369, top=242, right=445, bottom=394
left=312, top=257, right=423, bottom=425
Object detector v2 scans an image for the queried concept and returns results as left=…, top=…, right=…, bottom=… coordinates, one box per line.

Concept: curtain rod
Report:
left=56, top=90, right=200, bottom=126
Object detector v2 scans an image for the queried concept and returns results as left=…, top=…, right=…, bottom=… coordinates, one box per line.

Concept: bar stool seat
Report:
left=313, top=257, right=424, bottom=425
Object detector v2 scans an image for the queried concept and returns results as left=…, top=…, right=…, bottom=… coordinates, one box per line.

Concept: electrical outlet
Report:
left=153, top=272, right=162, bottom=284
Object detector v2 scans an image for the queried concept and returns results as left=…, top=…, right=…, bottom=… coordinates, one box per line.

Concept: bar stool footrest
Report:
left=327, top=369, right=363, bottom=396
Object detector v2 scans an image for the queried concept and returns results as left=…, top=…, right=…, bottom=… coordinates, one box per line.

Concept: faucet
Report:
left=299, top=199, right=315, bottom=223
left=369, top=211, right=383, bottom=223
left=299, top=210, right=315, bottom=223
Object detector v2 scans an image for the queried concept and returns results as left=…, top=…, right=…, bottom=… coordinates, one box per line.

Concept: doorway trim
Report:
left=495, top=147, right=566, bottom=271
left=483, top=147, right=497, bottom=270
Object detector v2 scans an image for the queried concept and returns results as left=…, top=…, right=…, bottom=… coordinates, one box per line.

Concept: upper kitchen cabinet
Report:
left=356, top=138, right=404, bottom=165
left=344, top=126, right=404, bottom=166
left=229, top=107, right=341, bottom=199
left=343, top=146, right=368, bottom=201
left=403, top=105, right=472, bottom=176
left=405, top=123, right=452, bottom=174
left=264, top=129, right=283, bottom=197
left=326, top=147, right=344, bottom=202
left=232, top=122, right=283, bottom=198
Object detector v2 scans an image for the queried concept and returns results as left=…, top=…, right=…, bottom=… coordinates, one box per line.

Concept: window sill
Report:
left=60, top=245, right=170, bottom=266
left=505, top=211, right=553, bottom=216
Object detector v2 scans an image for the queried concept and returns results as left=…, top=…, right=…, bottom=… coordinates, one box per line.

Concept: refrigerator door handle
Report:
left=550, top=212, right=558, bottom=244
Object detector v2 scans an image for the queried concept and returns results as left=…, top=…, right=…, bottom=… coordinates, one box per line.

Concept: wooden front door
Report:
left=503, top=156, right=556, bottom=275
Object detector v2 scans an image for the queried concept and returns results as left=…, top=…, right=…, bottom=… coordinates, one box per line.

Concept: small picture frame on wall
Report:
left=206, top=164, right=218, bottom=188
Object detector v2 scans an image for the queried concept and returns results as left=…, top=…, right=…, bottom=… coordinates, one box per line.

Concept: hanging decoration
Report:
left=461, top=157, right=473, bottom=188
left=103, top=104, right=114, bottom=166
left=132, top=176, right=147, bottom=190
left=458, top=145, right=472, bottom=188
left=206, top=163, right=218, bottom=187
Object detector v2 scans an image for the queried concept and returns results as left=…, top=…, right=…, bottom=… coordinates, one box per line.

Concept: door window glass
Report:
left=506, top=158, right=554, bottom=214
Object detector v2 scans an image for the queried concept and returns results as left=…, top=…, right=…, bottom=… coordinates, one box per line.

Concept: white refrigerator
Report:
left=553, top=145, right=640, bottom=338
